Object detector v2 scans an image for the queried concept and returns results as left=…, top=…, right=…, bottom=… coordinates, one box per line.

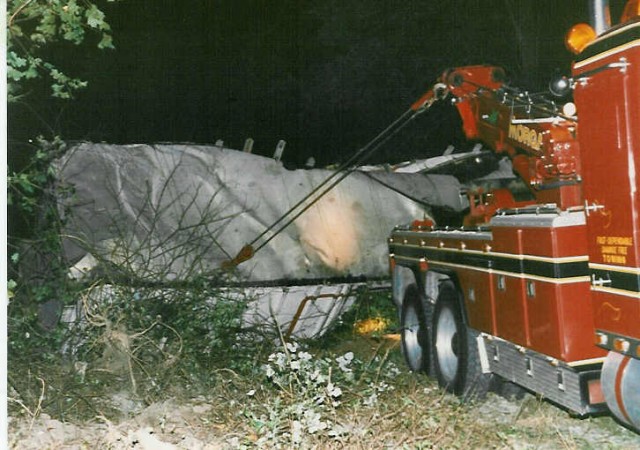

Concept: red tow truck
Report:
left=390, top=0, right=640, bottom=431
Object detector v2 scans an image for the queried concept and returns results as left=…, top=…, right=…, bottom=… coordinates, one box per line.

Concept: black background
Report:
left=10, top=1, right=617, bottom=168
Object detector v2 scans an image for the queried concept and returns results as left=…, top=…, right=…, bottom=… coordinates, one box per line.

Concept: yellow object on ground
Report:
left=354, top=317, right=389, bottom=335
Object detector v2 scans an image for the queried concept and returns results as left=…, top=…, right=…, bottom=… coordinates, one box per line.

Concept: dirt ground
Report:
left=9, top=397, right=225, bottom=449
left=9, top=386, right=640, bottom=449
left=7, top=318, right=640, bottom=449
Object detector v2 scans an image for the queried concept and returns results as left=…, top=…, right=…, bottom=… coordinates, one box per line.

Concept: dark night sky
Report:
left=10, top=1, right=612, bottom=168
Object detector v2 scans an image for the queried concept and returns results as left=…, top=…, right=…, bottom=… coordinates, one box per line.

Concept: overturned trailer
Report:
left=54, top=142, right=509, bottom=337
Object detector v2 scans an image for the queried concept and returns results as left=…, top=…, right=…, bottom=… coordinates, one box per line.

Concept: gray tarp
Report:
left=56, top=143, right=467, bottom=283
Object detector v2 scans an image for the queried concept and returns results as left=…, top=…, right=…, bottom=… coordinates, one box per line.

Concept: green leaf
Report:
left=8, top=279, right=17, bottom=300
left=30, top=33, right=47, bottom=44
left=7, top=0, right=121, bottom=101
left=8, top=24, right=24, bottom=38
left=32, top=172, right=47, bottom=184
left=59, top=0, right=85, bottom=44
left=7, top=51, right=27, bottom=68
left=62, top=27, right=85, bottom=45
left=98, top=33, right=114, bottom=49
left=36, top=9, right=58, bottom=39
left=7, top=68, right=25, bottom=82
left=17, top=174, right=34, bottom=193
left=85, top=4, right=106, bottom=29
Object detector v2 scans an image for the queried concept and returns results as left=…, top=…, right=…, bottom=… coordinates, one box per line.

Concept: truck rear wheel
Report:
left=432, top=281, right=489, bottom=400
left=401, top=283, right=432, bottom=374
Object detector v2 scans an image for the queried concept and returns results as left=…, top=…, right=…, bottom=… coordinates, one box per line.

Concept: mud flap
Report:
left=477, top=333, right=491, bottom=374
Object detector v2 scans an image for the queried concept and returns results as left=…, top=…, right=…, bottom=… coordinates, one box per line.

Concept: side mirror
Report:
left=549, top=75, right=572, bottom=98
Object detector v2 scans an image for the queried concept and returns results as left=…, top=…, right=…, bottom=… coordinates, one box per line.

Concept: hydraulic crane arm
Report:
left=416, top=65, right=583, bottom=211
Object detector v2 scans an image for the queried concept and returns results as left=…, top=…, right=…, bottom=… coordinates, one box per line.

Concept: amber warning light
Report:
left=565, top=23, right=597, bottom=54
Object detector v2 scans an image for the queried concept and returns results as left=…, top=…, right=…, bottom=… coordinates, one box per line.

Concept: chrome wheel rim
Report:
left=403, top=301, right=423, bottom=370
left=436, top=304, right=459, bottom=382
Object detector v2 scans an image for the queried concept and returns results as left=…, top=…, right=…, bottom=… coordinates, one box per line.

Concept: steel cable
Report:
left=224, top=97, right=438, bottom=267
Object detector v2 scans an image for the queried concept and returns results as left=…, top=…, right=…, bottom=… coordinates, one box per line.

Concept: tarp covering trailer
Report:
left=54, top=142, right=505, bottom=337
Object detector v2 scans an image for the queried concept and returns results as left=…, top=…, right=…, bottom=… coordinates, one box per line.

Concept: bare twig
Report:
left=29, top=377, right=46, bottom=430
left=8, top=0, right=34, bottom=27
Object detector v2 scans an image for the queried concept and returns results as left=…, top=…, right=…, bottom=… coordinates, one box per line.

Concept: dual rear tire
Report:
left=400, top=283, right=432, bottom=374
left=401, top=279, right=489, bottom=400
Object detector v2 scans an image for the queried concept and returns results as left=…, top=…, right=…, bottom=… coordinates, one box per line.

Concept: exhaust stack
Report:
left=589, top=0, right=611, bottom=35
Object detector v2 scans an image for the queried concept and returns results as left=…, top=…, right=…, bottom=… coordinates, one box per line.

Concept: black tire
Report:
left=401, top=283, right=432, bottom=374
left=432, top=281, right=489, bottom=400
